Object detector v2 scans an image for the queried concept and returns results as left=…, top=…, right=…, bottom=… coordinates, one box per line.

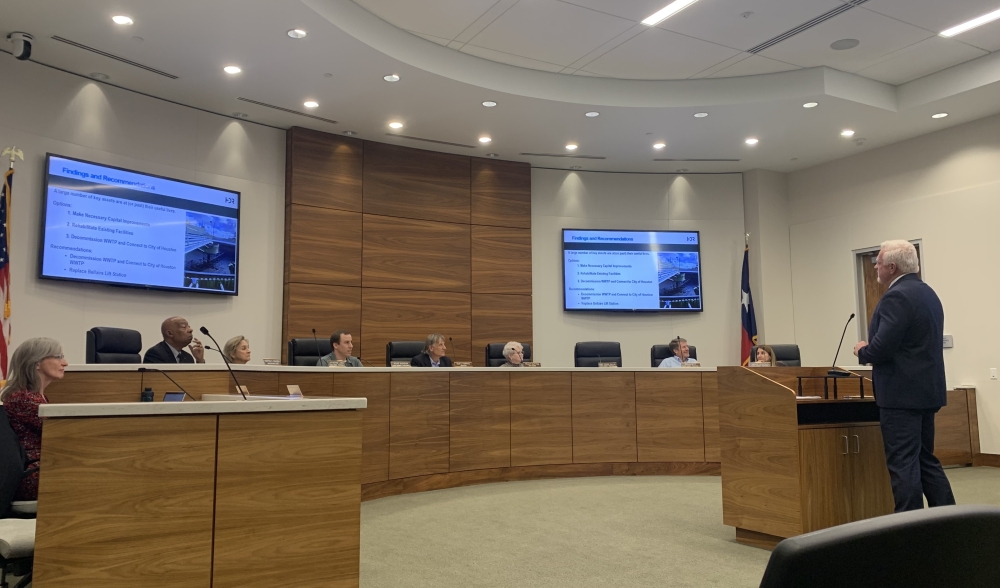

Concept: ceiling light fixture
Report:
left=585, top=111, right=600, bottom=117
left=232, top=112, right=249, bottom=119
left=932, top=112, right=949, bottom=119
left=940, top=8, right=1000, bottom=37
left=653, top=143, right=666, bottom=149
left=112, top=15, right=133, bottom=25
left=383, top=74, right=400, bottom=82
left=303, top=100, right=319, bottom=108
left=745, top=138, right=759, bottom=145
left=479, top=136, right=492, bottom=143
left=570, top=166, right=583, bottom=170
left=89, top=72, right=110, bottom=81
left=482, top=101, right=497, bottom=107
left=840, top=129, right=855, bottom=137
left=388, top=121, right=403, bottom=129
left=487, top=153, right=500, bottom=158
left=693, top=112, right=708, bottom=118
left=343, top=131, right=358, bottom=136
left=830, top=38, right=860, bottom=50
left=287, top=29, right=307, bottom=39
left=803, top=102, right=819, bottom=108
left=223, top=65, right=242, bottom=74
left=566, top=143, right=578, bottom=150
left=642, top=0, right=701, bottom=26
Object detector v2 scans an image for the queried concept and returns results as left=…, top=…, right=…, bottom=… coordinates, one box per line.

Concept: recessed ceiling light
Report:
left=830, top=38, right=860, bottom=50
left=940, top=8, right=1000, bottom=37
left=585, top=111, right=600, bottom=117
left=840, top=129, right=855, bottom=137
left=89, top=72, right=110, bottom=81
left=383, top=74, right=400, bottom=82
left=223, top=66, right=242, bottom=75
left=482, top=100, right=497, bottom=107
left=931, top=112, right=949, bottom=119
left=486, top=153, right=500, bottom=158
left=693, top=112, right=708, bottom=118
left=343, top=131, right=358, bottom=136
left=388, top=121, right=403, bottom=129
left=653, top=142, right=666, bottom=149
left=303, top=100, right=319, bottom=108
left=479, top=136, right=492, bottom=144
left=112, top=15, right=133, bottom=25
left=745, top=138, right=759, bottom=145
left=287, top=29, right=307, bottom=39
left=232, top=112, right=249, bottom=119
left=677, top=168, right=689, bottom=173
left=570, top=166, right=583, bottom=170
left=566, top=143, right=578, bottom=150
left=803, top=102, right=819, bottom=108
left=642, top=0, right=701, bottom=26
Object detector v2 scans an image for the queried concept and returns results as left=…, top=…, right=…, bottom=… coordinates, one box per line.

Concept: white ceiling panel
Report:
left=353, top=0, right=497, bottom=41
left=409, top=31, right=451, bottom=47
left=460, top=44, right=566, bottom=73
left=580, top=28, right=740, bottom=79
left=855, top=36, right=989, bottom=84
left=707, top=54, right=801, bottom=78
left=952, top=21, right=1000, bottom=52
left=689, top=54, right=752, bottom=78
left=862, top=0, right=1000, bottom=33
left=759, top=7, right=935, bottom=72
left=466, top=0, right=636, bottom=67
left=559, top=0, right=681, bottom=22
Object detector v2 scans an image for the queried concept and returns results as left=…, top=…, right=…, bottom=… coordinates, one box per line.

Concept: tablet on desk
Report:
left=162, top=392, right=186, bottom=402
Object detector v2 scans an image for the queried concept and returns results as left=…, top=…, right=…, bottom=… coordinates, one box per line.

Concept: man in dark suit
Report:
left=854, top=240, right=954, bottom=512
left=144, top=316, right=206, bottom=364
left=410, top=334, right=453, bottom=367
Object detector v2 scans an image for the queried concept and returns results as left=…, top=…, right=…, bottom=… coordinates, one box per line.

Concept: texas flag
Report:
left=740, top=245, right=758, bottom=366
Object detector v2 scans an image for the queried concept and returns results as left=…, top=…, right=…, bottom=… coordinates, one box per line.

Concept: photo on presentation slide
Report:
left=183, top=212, right=237, bottom=292
left=657, top=252, right=701, bottom=309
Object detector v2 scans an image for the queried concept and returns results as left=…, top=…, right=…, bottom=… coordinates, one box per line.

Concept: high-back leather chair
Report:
left=386, top=341, right=424, bottom=366
left=85, top=327, right=142, bottom=364
left=751, top=344, right=801, bottom=366
left=485, top=343, right=532, bottom=367
left=650, top=344, right=698, bottom=367
left=287, top=338, right=332, bottom=367
left=574, top=342, right=622, bottom=367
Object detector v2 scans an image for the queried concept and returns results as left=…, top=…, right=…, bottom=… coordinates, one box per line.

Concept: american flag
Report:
left=0, top=167, right=11, bottom=382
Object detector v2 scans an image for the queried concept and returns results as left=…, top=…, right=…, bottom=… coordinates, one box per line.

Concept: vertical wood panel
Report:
left=936, top=389, right=973, bottom=465
left=389, top=372, right=451, bottom=479
left=287, top=127, right=363, bottom=211
left=360, top=288, right=471, bottom=365
left=510, top=371, right=573, bottom=466
left=335, top=372, right=391, bottom=484
left=471, top=225, right=532, bottom=294
left=471, top=159, right=531, bottom=228
left=363, top=142, right=470, bottom=224
left=284, top=284, right=362, bottom=360
left=449, top=372, right=511, bottom=471
left=635, top=372, right=706, bottom=462
left=286, top=205, right=362, bottom=286
left=471, top=294, right=532, bottom=366
left=702, top=371, right=720, bottom=461
left=798, top=427, right=853, bottom=533
left=571, top=372, right=637, bottom=463
left=362, top=215, right=471, bottom=292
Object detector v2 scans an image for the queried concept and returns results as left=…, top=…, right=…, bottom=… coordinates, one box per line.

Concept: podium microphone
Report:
left=137, top=367, right=197, bottom=401
left=828, top=314, right=856, bottom=377
left=200, top=326, right=248, bottom=400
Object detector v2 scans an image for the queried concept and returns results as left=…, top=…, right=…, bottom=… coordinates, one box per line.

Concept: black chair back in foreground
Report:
left=485, top=343, right=532, bottom=367
left=85, top=327, right=142, bottom=364
left=287, top=338, right=333, bottom=367
left=758, top=505, right=1000, bottom=588
left=650, top=344, right=698, bottom=367
left=386, top=341, right=424, bottom=366
left=574, top=342, right=622, bottom=367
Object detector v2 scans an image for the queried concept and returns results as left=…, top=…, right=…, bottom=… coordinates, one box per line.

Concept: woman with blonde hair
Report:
left=223, top=335, right=251, bottom=365
left=1, top=337, right=68, bottom=500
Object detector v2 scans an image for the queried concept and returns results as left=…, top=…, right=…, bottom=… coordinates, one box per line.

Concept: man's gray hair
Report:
left=502, top=341, right=522, bottom=359
left=668, top=337, right=687, bottom=352
left=880, top=240, right=920, bottom=275
left=424, top=333, right=445, bottom=352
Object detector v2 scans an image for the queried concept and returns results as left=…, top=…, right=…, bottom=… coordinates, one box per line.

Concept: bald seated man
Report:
left=143, top=316, right=206, bottom=364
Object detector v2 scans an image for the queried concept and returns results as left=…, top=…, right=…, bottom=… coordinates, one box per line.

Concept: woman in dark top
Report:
left=2, top=337, right=68, bottom=501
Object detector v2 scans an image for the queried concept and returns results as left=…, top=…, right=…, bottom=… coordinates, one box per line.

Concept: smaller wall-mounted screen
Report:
left=563, top=229, right=702, bottom=312
left=40, top=154, right=240, bottom=295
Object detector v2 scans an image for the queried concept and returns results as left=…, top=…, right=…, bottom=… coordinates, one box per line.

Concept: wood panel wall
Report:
left=284, top=127, right=532, bottom=365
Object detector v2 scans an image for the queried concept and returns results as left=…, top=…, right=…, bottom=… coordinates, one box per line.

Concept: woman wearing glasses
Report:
left=1, top=337, right=68, bottom=501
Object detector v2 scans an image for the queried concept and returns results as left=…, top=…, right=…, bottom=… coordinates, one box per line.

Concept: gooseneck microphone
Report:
left=312, top=328, right=322, bottom=362
left=200, top=326, right=248, bottom=400
left=137, top=367, right=197, bottom=401
left=828, top=313, right=856, bottom=377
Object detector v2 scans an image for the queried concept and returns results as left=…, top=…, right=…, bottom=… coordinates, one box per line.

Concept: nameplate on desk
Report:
left=236, top=385, right=250, bottom=395
left=326, top=360, right=347, bottom=367
left=286, top=384, right=303, bottom=397
left=523, top=362, right=541, bottom=367
left=390, top=361, right=411, bottom=368
left=748, top=362, right=771, bottom=368
left=598, top=361, right=618, bottom=368
left=681, top=362, right=702, bottom=368
left=453, top=361, right=473, bottom=367
left=263, top=358, right=281, bottom=366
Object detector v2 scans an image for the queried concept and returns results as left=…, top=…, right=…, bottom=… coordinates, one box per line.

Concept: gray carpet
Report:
left=360, top=466, right=1000, bottom=588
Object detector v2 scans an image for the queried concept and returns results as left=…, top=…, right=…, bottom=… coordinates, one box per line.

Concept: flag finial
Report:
left=1, top=147, right=23, bottom=169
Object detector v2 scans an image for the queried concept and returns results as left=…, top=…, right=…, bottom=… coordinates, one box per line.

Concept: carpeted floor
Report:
left=360, top=466, right=1000, bottom=588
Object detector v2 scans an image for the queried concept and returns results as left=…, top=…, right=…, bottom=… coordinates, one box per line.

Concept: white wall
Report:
left=743, top=169, right=795, bottom=344
left=787, top=112, right=1000, bottom=453
left=0, top=56, right=285, bottom=363
left=531, top=169, right=745, bottom=368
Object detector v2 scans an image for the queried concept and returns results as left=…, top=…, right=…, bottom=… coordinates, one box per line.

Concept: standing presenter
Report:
left=853, top=240, right=955, bottom=512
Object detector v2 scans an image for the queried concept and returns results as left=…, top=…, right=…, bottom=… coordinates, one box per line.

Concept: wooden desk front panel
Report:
left=510, top=372, right=573, bottom=466
left=635, top=372, right=705, bottom=462
left=334, top=372, right=391, bottom=484
left=34, top=415, right=218, bottom=588
left=449, top=372, right=511, bottom=471
left=388, top=372, right=450, bottom=479
left=571, top=372, right=638, bottom=463
left=702, top=372, right=721, bottom=462
left=936, top=389, right=973, bottom=465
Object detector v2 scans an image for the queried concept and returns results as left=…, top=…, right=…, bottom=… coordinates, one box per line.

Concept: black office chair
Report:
left=85, top=327, right=142, bottom=364
left=574, top=342, right=622, bottom=367
left=485, top=343, right=532, bottom=367
left=751, top=344, right=801, bottom=367
left=386, top=341, right=424, bottom=366
left=287, top=338, right=332, bottom=366
left=650, top=344, right=698, bottom=367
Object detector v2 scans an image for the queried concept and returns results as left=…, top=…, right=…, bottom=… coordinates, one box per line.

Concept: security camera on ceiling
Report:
left=7, top=32, right=33, bottom=61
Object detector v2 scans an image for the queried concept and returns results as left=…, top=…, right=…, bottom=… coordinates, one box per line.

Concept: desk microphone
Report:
left=312, top=328, right=322, bottom=362
left=828, top=314, right=856, bottom=377
left=200, top=326, right=248, bottom=400
left=137, top=367, right=197, bottom=401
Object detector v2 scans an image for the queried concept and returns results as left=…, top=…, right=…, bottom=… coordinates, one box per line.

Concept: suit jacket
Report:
left=410, top=352, right=453, bottom=367
left=858, top=273, right=946, bottom=410
left=143, top=341, right=195, bottom=364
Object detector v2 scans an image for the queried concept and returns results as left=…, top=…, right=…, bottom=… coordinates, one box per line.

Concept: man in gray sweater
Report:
left=317, top=330, right=363, bottom=367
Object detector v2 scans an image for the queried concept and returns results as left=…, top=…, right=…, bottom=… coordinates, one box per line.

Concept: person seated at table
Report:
left=1, top=337, right=68, bottom=501
left=754, top=345, right=777, bottom=366
left=144, top=316, right=205, bottom=363
left=658, top=337, right=698, bottom=368
left=411, top=334, right=453, bottom=367
left=223, top=335, right=251, bottom=365
left=317, top=331, right=362, bottom=367
left=500, top=341, right=525, bottom=367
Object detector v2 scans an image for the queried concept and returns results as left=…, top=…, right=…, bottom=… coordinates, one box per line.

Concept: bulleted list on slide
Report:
left=565, top=250, right=660, bottom=309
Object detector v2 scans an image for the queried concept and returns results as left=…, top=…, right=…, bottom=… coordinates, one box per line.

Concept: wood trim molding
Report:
left=973, top=453, right=1000, bottom=467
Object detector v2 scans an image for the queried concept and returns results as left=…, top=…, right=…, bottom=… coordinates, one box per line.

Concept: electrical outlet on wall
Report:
left=991, top=368, right=997, bottom=380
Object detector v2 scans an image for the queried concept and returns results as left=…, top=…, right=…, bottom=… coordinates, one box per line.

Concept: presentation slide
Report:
left=563, top=230, right=702, bottom=311
left=40, top=154, right=240, bottom=294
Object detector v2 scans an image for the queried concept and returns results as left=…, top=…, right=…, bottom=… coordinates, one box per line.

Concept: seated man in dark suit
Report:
left=410, top=334, right=453, bottom=367
left=143, top=316, right=205, bottom=364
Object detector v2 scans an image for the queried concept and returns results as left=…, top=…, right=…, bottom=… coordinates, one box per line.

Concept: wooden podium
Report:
left=718, top=366, right=894, bottom=549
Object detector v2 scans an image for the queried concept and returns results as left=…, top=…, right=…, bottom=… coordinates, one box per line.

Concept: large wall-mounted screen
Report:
left=39, top=154, right=240, bottom=295
left=563, top=229, right=702, bottom=312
